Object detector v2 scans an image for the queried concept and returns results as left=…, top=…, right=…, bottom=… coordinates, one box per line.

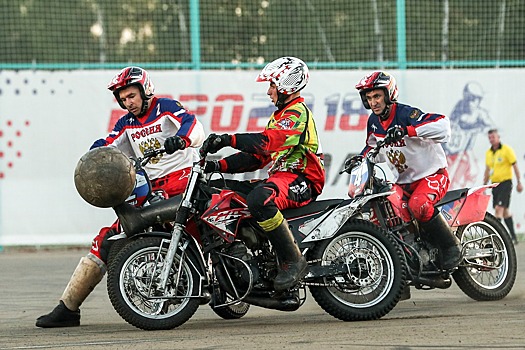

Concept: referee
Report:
left=483, top=129, right=523, bottom=244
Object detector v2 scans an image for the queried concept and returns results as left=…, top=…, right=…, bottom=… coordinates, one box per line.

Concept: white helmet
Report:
left=256, top=57, right=309, bottom=95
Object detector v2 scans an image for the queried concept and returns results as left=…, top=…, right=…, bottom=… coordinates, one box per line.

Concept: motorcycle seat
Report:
left=282, top=199, right=344, bottom=220
left=436, top=188, right=468, bottom=206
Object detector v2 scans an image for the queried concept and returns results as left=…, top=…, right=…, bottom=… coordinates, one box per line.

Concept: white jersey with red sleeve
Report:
left=91, top=97, right=205, bottom=180
left=361, top=103, right=450, bottom=184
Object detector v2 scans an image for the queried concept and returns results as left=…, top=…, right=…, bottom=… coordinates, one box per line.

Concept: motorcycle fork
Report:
left=155, top=226, right=185, bottom=293
left=155, top=163, right=201, bottom=292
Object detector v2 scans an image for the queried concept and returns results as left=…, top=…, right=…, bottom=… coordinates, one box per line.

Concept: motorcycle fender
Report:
left=440, top=185, right=493, bottom=226
left=386, top=184, right=412, bottom=222
left=301, top=191, right=394, bottom=243
left=107, top=232, right=127, bottom=241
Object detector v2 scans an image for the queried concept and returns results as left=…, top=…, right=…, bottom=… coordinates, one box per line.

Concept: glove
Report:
left=343, top=155, right=363, bottom=173
left=204, top=160, right=221, bottom=173
left=384, top=125, right=407, bottom=145
left=164, top=136, right=187, bottom=154
left=200, top=133, right=231, bottom=157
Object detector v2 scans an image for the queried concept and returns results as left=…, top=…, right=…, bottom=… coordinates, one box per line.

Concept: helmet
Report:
left=463, top=82, right=484, bottom=101
left=355, top=71, right=398, bottom=109
left=107, top=66, right=155, bottom=110
left=256, top=57, right=309, bottom=95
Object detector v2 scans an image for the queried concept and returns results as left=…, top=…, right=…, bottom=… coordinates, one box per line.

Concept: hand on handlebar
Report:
left=164, top=135, right=187, bottom=154
left=199, top=133, right=231, bottom=157
left=341, top=155, right=363, bottom=174
left=143, top=147, right=162, bottom=158
left=384, top=125, right=407, bottom=145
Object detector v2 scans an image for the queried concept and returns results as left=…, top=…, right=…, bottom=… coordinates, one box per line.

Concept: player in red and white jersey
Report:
left=352, top=71, right=461, bottom=271
left=36, top=67, right=205, bottom=328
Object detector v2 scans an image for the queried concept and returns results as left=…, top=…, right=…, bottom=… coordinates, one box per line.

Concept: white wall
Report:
left=1, top=69, right=523, bottom=246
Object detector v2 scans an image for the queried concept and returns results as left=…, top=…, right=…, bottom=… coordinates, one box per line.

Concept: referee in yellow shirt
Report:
left=483, top=129, right=523, bottom=244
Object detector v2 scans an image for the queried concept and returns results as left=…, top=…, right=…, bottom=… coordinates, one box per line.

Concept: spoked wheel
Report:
left=309, top=219, right=407, bottom=321
left=210, top=288, right=250, bottom=319
left=107, top=236, right=201, bottom=330
left=453, top=213, right=517, bottom=301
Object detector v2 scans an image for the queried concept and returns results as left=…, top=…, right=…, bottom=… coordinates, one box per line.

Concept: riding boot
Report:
left=420, top=213, right=462, bottom=270
left=264, top=219, right=308, bottom=291
left=36, top=255, right=105, bottom=328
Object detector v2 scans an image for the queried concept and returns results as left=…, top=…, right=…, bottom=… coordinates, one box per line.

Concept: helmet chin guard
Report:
left=355, top=71, right=398, bottom=110
left=107, top=66, right=155, bottom=113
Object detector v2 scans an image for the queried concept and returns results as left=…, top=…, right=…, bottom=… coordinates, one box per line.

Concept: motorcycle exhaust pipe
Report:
left=215, top=267, right=300, bottom=312
left=113, top=196, right=181, bottom=236
left=413, top=275, right=452, bottom=289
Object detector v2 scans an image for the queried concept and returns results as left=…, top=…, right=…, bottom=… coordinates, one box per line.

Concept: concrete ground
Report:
left=0, top=243, right=524, bottom=350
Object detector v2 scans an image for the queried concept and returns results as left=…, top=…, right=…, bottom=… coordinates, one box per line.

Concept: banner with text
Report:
left=0, top=69, right=523, bottom=245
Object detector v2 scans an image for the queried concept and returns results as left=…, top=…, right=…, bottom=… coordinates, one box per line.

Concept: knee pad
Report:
left=409, top=194, right=435, bottom=222
left=246, top=185, right=278, bottom=222
left=99, top=229, right=118, bottom=264
left=90, top=227, right=117, bottom=265
left=86, top=252, right=107, bottom=274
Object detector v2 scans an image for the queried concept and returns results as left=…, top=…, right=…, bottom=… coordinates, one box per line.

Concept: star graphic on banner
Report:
left=0, top=118, right=30, bottom=180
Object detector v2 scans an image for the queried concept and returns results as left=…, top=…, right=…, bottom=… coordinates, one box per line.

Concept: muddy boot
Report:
left=36, top=255, right=105, bottom=328
left=264, top=219, right=308, bottom=291
left=420, top=213, right=462, bottom=270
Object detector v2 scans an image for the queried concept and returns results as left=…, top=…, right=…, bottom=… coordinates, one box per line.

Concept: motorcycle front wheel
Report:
left=309, top=219, right=407, bottom=321
left=453, top=212, right=517, bottom=301
left=107, top=236, right=201, bottom=330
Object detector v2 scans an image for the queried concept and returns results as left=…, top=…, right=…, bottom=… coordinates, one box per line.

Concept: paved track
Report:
left=0, top=244, right=524, bottom=350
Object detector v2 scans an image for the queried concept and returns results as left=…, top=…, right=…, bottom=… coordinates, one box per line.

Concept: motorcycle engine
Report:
left=237, top=225, right=263, bottom=250
left=224, top=241, right=260, bottom=285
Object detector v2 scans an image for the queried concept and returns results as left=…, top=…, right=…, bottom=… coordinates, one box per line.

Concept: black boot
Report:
left=420, top=213, right=462, bottom=270
left=36, top=256, right=104, bottom=328
left=36, top=300, right=80, bottom=328
left=265, top=220, right=308, bottom=291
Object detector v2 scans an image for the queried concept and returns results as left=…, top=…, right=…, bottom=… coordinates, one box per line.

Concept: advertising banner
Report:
left=0, top=69, right=522, bottom=245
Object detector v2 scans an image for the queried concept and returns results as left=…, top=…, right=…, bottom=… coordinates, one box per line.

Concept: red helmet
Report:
left=107, top=67, right=155, bottom=110
left=355, top=71, right=398, bottom=109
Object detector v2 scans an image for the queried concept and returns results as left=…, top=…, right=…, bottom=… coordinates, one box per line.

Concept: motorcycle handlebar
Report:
left=199, top=136, right=223, bottom=161
left=340, top=140, right=387, bottom=175
left=136, top=148, right=166, bottom=168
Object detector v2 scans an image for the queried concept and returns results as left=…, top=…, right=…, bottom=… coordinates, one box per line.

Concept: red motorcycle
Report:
left=345, top=140, right=517, bottom=299
left=106, top=141, right=516, bottom=331
left=107, top=146, right=409, bottom=330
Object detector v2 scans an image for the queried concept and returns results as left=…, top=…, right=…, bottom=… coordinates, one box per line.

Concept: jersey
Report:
left=361, top=102, right=450, bottom=184
left=91, top=97, right=205, bottom=180
left=218, top=97, right=325, bottom=196
left=485, top=143, right=517, bottom=183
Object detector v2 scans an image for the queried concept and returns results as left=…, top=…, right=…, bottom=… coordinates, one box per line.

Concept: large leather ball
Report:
left=74, top=147, right=136, bottom=208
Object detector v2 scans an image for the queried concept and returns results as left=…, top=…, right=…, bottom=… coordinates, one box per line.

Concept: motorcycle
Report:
left=106, top=139, right=516, bottom=331
left=107, top=148, right=252, bottom=321
left=344, top=140, right=517, bottom=299
left=106, top=146, right=409, bottom=330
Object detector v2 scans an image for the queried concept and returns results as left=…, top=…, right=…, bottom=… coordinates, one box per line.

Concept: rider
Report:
left=36, top=66, right=205, bottom=328
left=351, top=71, right=462, bottom=270
left=201, top=57, right=325, bottom=291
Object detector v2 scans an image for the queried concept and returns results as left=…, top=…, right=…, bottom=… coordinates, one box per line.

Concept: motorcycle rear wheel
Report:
left=453, top=212, right=517, bottom=301
left=309, top=219, right=407, bottom=321
left=210, top=288, right=250, bottom=319
left=107, top=236, right=201, bottom=330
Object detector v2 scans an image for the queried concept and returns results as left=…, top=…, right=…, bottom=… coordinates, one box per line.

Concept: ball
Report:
left=74, top=147, right=136, bottom=208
